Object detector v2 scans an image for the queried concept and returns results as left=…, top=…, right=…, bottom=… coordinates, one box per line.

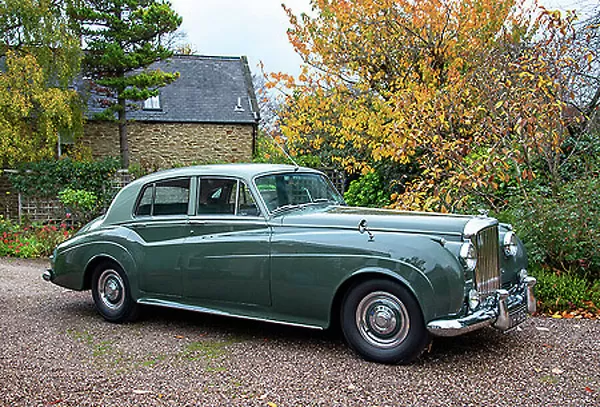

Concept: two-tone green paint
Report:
left=49, top=164, right=527, bottom=331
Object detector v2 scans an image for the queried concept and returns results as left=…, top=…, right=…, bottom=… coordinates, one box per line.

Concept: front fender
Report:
left=336, top=236, right=465, bottom=323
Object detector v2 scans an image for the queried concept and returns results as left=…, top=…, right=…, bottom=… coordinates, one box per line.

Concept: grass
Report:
left=182, top=340, right=231, bottom=361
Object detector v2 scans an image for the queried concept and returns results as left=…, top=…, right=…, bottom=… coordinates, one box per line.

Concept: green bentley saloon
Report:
left=44, top=164, right=536, bottom=364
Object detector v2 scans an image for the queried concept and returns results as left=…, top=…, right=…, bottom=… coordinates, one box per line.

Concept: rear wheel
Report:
left=340, top=279, right=429, bottom=364
left=91, top=262, right=138, bottom=323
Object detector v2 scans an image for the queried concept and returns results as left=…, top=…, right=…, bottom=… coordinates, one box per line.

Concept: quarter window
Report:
left=238, top=182, right=260, bottom=216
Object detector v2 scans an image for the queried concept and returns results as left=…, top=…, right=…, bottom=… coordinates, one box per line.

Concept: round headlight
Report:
left=503, top=231, right=518, bottom=257
left=460, top=242, right=477, bottom=272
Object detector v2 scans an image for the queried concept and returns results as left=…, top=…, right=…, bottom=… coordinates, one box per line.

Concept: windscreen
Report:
left=255, top=172, right=345, bottom=213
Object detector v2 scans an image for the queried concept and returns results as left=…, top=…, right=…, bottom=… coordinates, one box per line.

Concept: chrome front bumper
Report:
left=427, top=276, right=537, bottom=337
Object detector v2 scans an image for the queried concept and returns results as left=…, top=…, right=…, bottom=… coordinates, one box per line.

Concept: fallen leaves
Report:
left=549, top=307, right=599, bottom=320
left=540, top=299, right=600, bottom=320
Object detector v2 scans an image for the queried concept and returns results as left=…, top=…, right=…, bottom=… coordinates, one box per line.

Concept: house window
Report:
left=143, top=95, right=161, bottom=110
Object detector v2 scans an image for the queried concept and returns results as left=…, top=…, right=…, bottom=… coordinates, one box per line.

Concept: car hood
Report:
left=278, top=206, right=473, bottom=239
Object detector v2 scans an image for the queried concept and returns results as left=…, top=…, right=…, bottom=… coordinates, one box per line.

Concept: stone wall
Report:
left=82, top=121, right=255, bottom=168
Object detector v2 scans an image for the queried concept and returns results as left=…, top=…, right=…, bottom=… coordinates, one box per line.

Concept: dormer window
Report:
left=144, top=95, right=161, bottom=110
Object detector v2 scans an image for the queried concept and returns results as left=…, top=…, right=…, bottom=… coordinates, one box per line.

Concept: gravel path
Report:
left=0, top=258, right=598, bottom=407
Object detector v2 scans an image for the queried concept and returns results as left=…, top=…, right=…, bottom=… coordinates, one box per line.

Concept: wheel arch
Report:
left=329, top=267, right=431, bottom=331
left=83, top=255, right=123, bottom=291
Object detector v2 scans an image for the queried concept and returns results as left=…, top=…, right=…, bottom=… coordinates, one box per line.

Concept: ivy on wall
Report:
left=7, top=158, right=121, bottom=208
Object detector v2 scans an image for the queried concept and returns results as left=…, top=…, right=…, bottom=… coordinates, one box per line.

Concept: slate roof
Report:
left=86, top=55, right=260, bottom=124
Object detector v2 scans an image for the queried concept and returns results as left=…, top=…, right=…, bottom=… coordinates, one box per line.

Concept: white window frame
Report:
left=143, top=95, right=161, bottom=110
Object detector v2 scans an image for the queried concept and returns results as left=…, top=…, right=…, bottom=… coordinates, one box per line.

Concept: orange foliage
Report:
left=271, top=0, right=579, bottom=212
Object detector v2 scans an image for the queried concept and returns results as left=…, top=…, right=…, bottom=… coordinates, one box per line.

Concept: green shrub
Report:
left=530, top=266, right=596, bottom=313
left=8, top=157, right=120, bottom=208
left=511, top=175, right=600, bottom=280
left=58, top=188, right=98, bottom=223
left=344, top=171, right=391, bottom=208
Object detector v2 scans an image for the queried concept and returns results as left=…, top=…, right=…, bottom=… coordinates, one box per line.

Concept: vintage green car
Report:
left=44, top=164, right=536, bottom=364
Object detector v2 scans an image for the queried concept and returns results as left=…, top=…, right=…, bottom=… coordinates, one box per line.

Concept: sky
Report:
left=169, top=0, right=312, bottom=77
left=168, top=0, right=598, bottom=78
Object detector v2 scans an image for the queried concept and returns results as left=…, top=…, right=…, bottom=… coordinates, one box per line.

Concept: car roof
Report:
left=127, top=163, right=324, bottom=187
left=104, top=164, right=326, bottom=224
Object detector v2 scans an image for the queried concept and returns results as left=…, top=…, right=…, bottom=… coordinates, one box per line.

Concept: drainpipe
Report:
left=252, top=112, right=259, bottom=157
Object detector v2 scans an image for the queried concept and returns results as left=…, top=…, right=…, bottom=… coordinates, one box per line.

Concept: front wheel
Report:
left=91, top=262, right=138, bottom=323
left=340, top=279, right=429, bottom=364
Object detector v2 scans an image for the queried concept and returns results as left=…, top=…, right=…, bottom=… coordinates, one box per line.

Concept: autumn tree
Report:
left=0, top=0, right=83, bottom=166
left=69, top=0, right=182, bottom=168
left=568, top=5, right=600, bottom=131
left=271, top=0, right=579, bottom=212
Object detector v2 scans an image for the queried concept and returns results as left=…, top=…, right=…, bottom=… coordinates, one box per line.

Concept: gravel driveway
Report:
left=0, top=258, right=598, bottom=407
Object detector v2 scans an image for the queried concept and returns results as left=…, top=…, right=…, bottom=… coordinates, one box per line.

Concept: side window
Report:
left=154, top=179, right=190, bottom=215
left=134, top=178, right=190, bottom=216
left=238, top=183, right=260, bottom=216
left=197, top=178, right=237, bottom=215
left=196, top=178, right=261, bottom=216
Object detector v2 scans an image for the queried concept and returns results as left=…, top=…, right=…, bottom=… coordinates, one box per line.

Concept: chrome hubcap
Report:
left=98, top=269, right=125, bottom=311
left=356, top=291, right=410, bottom=349
left=370, top=304, right=398, bottom=335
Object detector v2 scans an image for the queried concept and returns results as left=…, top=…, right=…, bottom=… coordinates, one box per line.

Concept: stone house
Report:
left=79, top=54, right=260, bottom=168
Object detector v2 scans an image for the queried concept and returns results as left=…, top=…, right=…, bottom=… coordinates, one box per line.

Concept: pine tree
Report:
left=69, top=0, right=182, bottom=168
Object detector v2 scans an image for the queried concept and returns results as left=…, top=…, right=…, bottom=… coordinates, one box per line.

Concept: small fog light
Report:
left=468, top=289, right=480, bottom=310
left=519, top=269, right=528, bottom=282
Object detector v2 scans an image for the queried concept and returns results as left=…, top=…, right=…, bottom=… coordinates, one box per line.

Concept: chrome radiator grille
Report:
left=474, top=225, right=501, bottom=297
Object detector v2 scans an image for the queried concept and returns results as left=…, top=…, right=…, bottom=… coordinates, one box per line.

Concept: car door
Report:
left=131, top=177, right=192, bottom=298
left=182, top=177, right=272, bottom=307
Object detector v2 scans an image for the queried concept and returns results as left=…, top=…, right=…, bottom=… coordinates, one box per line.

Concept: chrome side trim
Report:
left=137, top=298, right=324, bottom=330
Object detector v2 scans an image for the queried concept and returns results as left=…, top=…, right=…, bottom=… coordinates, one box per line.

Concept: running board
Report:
left=137, top=298, right=324, bottom=330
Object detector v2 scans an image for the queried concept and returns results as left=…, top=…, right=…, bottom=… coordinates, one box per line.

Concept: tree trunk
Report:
left=118, top=97, right=129, bottom=169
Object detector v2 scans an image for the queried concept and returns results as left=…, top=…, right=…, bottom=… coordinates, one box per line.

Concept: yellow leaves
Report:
left=272, top=0, right=574, bottom=213
left=0, top=50, right=81, bottom=165
left=586, top=53, right=593, bottom=64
